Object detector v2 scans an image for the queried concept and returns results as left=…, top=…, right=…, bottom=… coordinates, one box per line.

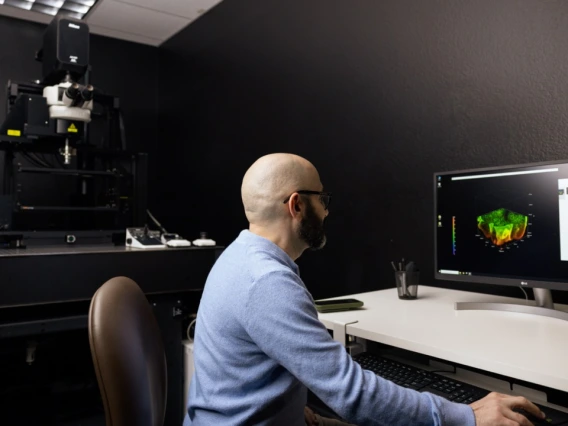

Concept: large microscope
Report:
left=0, top=16, right=147, bottom=247
left=2, top=16, right=93, bottom=164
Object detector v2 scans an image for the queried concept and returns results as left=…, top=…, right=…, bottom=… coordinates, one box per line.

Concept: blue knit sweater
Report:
left=184, top=230, right=475, bottom=426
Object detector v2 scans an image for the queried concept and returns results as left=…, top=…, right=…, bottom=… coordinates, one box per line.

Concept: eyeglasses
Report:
left=282, top=190, right=332, bottom=210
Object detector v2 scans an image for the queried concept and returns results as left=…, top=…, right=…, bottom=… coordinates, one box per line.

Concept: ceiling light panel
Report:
left=1, top=0, right=97, bottom=18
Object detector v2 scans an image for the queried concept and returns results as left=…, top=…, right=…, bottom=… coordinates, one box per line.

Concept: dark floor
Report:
left=0, top=330, right=105, bottom=425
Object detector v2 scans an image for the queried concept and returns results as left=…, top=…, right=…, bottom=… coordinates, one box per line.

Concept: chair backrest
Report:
left=88, top=276, right=167, bottom=426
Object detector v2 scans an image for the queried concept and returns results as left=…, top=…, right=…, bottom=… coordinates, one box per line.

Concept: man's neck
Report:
left=248, top=224, right=304, bottom=261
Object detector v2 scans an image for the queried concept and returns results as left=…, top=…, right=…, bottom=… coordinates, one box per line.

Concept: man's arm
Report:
left=243, top=271, right=475, bottom=426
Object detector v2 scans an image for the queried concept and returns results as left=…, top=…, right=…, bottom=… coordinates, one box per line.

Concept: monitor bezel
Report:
left=433, top=159, right=568, bottom=291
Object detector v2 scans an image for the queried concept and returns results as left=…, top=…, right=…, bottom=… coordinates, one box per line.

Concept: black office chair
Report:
left=88, top=276, right=167, bottom=426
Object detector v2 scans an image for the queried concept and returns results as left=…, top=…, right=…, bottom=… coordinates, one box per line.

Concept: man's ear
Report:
left=287, top=193, right=303, bottom=217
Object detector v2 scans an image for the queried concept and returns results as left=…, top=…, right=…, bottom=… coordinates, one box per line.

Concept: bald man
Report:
left=184, top=153, right=544, bottom=426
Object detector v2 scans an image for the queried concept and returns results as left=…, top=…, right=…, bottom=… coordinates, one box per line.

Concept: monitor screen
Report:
left=434, top=160, right=568, bottom=291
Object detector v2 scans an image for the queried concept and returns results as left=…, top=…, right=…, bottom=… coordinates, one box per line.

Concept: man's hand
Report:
left=304, top=406, right=319, bottom=426
left=470, top=392, right=545, bottom=425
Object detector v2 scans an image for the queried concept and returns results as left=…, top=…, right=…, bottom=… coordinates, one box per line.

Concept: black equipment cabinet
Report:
left=0, top=245, right=222, bottom=426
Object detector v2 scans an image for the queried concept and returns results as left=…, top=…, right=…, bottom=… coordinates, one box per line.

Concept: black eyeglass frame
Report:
left=282, top=190, right=332, bottom=210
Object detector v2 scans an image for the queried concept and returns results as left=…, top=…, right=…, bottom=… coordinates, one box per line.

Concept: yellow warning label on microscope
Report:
left=7, top=129, right=21, bottom=136
left=68, top=123, right=78, bottom=133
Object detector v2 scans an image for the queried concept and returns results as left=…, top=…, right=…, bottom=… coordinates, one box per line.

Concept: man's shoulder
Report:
left=208, top=238, right=295, bottom=285
left=231, top=246, right=296, bottom=286
left=220, top=233, right=293, bottom=272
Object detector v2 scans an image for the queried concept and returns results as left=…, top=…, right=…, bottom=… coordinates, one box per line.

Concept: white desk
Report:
left=318, top=286, right=568, bottom=396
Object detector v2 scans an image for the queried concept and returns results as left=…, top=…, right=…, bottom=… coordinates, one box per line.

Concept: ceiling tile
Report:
left=87, top=22, right=162, bottom=46
left=113, top=0, right=222, bottom=20
left=0, top=5, right=52, bottom=24
left=86, top=0, right=190, bottom=42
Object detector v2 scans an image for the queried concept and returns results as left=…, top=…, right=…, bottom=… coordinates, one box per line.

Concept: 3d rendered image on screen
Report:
left=477, top=208, right=528, bottom=246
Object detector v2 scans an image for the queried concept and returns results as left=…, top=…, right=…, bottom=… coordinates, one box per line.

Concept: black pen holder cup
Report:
left=395, top=271, right=419, bottom=300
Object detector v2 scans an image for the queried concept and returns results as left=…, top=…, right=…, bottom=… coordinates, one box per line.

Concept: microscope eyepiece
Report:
left=80, top=84, right=94, bottom=102
left=62, top=82, right=81, bottom=106
left=65, top=82, right=80, bottom=99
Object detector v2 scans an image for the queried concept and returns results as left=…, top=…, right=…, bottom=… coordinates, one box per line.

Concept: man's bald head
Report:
left=241, top=153, right=320, bottom=225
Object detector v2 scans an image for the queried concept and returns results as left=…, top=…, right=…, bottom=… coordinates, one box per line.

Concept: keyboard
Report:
left=353, top=352, right=568, bottom=425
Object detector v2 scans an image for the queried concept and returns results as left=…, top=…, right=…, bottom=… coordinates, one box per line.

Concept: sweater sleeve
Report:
left=243, top=270, right=476, bottom=426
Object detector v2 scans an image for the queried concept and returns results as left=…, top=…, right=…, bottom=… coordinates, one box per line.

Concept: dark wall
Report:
left=156, top=0, right=568, bottom=303
left=0, top=15, right=160, bottom=187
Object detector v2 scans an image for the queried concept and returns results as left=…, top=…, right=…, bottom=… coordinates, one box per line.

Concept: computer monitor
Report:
left=434, top=160, right=568, bottom=322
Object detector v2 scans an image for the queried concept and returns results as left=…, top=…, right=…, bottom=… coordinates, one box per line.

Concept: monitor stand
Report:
left=455, top=288, right=568, bottom=322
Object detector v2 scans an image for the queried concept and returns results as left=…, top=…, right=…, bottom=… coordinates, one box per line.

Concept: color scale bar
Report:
left=452, top=216, right=456, bottom=255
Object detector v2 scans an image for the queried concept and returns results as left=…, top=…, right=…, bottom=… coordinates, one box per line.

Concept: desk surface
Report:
left=318, top=286, right=568, bottom=393
left=0, top=244, right=221, bottom=258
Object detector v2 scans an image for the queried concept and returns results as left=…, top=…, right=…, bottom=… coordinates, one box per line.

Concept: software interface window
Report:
left=559, top=178, right=568, bottom=262
left=435, top=164, right=568, bottom=288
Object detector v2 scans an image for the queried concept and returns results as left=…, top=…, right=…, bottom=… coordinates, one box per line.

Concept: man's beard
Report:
left=298, top=200, right=326, bottom=250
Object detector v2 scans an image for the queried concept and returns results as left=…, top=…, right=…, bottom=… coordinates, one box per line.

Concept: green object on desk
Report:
left=314, top=298, right=364, bottom=313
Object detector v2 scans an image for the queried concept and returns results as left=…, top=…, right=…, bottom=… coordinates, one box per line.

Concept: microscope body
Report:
left=0, top=17, right=92, bottom=147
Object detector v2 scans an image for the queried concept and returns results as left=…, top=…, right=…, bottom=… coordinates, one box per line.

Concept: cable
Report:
left=21, top=152, right=47, bottom=168
left=29, top=153, right=52, bottom=168
left=186, top=318, right=197, bottom=342
left=147, top=209, right=167, bottom=234
left=118, top=111, right=127, bottom=151
left=38, top=152, right=57, bottom=168
left=519, top=286, right=529, bottom=302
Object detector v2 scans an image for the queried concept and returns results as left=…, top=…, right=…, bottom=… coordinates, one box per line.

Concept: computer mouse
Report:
left=512, top=408, right=548, bottom=425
